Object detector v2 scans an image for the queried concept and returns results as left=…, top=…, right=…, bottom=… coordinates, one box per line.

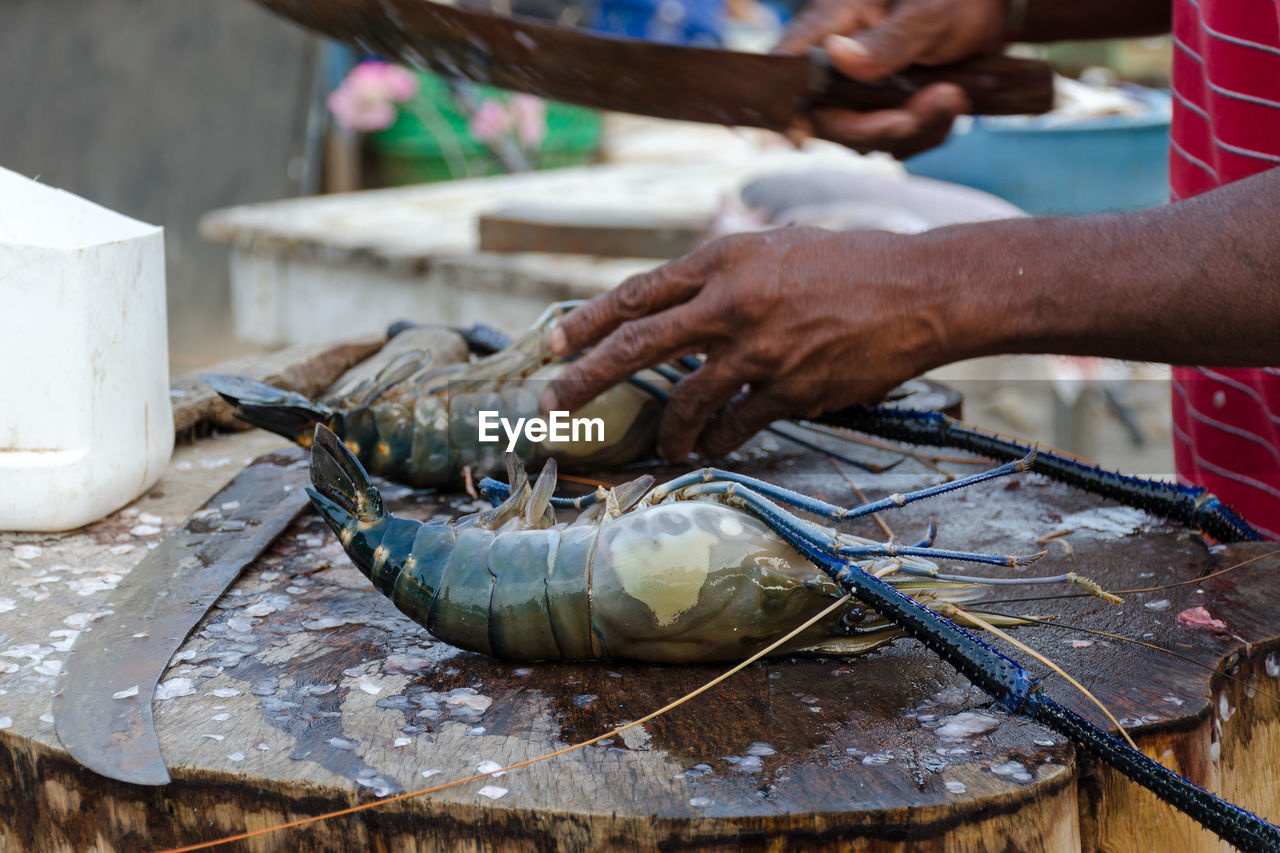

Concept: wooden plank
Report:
left=478, top=205, right=709, bottom=259
left=2, top=429, right=1278, bottom=850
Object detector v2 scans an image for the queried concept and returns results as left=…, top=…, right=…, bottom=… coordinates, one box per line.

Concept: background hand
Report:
left=774, top=0, right=1008, bottom=157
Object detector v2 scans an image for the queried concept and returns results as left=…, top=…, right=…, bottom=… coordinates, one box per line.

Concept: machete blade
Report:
left=248, top=0, right=1052, bottom=130
left=53, top=447, right=311, bottom=786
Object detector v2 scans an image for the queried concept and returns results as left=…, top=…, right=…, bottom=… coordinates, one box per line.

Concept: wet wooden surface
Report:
left=2, top=429, right=1279, bottom=851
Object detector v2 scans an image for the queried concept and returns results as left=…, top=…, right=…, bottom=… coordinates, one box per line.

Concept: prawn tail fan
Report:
left=203, top=374, right=335, bottom=444
left=307, top=424, right=385, bottom=528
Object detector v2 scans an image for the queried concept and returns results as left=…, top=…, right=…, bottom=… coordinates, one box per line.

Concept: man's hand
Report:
left=540, top=227, right=961, bottom=461
left=774, top=0, right=1008, bottom=157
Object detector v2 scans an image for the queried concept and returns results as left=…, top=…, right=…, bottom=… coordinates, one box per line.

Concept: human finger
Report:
left=821, top=5, right=942, bottom=81
left=810, top=106, right=922, bottom=147
left=811, top=82, right=967, bottom=155
left=552, top=248, right=717, bottom=357
left=541, top=304, right=712, bottom=414
left=774, top=0, right=884, bottom=55
left=656, top=361, right=747, bottom=462
left=695, top=386, right=801, bottom=459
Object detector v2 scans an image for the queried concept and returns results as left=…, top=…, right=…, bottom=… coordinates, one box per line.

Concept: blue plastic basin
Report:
left=904, top=91, right=1172, bottom=216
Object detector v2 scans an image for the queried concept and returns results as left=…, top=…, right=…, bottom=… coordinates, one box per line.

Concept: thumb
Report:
left=824, top=12, right=932, bottom=80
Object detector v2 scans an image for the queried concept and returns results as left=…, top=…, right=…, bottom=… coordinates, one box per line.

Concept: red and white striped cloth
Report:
left=1169, top=0, right=1280, bottom=539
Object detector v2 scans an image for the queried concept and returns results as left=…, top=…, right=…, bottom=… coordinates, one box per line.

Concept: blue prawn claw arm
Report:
left=817, top=406, right=1262, bottom=543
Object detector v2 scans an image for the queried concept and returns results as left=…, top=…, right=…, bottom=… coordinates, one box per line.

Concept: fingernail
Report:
left=549, top=327, right=568, bottom=357
left=538, top=385, right=559, bottom=414
left=825, top=34, right=870, bottom=57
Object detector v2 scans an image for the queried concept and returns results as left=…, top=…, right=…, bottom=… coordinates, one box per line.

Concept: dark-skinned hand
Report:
left=774, top=0, right=1009, bottom=157
left=539, top=227, right=959, bottom=462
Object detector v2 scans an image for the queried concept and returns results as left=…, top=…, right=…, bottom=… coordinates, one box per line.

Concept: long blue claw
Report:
left=651, top=457, right=1029, bottom=524
left=835, top=542, right=1048, bottom=569
left=816, top=407, right=1262, bottom=543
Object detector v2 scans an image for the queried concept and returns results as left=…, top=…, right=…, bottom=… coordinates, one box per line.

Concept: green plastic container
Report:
left=370, top=72, right=603, bottom=185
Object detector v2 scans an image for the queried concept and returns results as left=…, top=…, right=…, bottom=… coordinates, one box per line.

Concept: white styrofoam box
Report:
left=0, top=166, right=172, bottom=531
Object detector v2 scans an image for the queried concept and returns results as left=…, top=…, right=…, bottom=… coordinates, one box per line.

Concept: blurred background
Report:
left=0, top=0, right=1177, bottom=476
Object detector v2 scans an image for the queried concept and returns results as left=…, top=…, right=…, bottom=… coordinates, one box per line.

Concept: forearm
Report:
left=923, top=168, right=1280, bottom=367
left=1014, top=0, right=1171, bottom=42
left=543, top=167, right=1276, bottom=459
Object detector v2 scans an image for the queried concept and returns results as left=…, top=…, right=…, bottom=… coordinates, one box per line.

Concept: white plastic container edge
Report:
left=0, top=165, right=173, bottom=532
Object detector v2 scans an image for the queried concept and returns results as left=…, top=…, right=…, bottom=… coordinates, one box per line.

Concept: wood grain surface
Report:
left=2, top=428, right=1278, bottom=852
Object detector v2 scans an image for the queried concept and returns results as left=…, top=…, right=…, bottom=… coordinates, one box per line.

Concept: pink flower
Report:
left=468, top=99, right=513, bottom=144
left=327, top=87, right=396, bottom=132
left=510, top=95, right=547, bottom=149
left=1176, top=606, right=1228, bottom=632
left=327, top=61, right=419, bottom=133
left=467, top=95, right=547, bottom=149
left=346, top=62, right=419, bottom=102
left=380, top=66, right=420, bottom=102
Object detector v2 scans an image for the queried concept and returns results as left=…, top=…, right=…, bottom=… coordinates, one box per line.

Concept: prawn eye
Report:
left=839, top=606, right=879, bottom=630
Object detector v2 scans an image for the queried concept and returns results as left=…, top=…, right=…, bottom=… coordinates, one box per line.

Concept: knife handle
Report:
left=812, top=53, right=1054, bottom=116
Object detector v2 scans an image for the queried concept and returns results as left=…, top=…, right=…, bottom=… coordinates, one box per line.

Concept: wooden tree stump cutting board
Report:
left=1, top=429, right=1278, bottom=852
